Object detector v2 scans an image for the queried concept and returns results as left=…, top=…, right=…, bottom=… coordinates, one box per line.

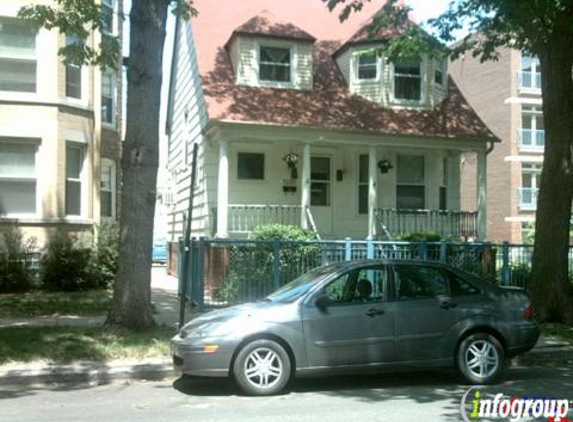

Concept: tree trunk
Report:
left=530, top=33, right=573, bottom=323
left=106, top=0, right=169, bottom=330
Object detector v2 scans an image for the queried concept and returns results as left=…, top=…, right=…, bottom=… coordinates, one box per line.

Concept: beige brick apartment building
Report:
left=450, top=49, right=543, bottom=243
left=0, top=0, right=123, bottom=246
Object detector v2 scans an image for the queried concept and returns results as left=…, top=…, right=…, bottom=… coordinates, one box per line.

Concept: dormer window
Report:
left=357, top=53, right=378, bottom=80
left=393, top=58, right=422, bottom=102
left=434, top=60, right=444, bottom=86
left=259, top=46, right=291, bottom=83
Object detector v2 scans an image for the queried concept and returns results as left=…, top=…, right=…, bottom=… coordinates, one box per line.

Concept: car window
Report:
left=394, top=265, right=449, bottom=300
left=449, top=273, right=481, bottom=296
left=324, top=266, right=387, bottom=304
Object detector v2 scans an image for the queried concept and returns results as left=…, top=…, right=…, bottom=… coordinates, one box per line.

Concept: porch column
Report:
left=216, top=139, right=229, bottom=238
left=476, top=150, right=487, bottom=240
left=368, top=146, right=378, bottom=239
left=300, top=143, right=311, bottom=229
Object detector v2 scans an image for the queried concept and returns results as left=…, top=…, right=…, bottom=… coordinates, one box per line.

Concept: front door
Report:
left=301, top=265, right=394, bottom=368
left=310, top=156, right=333, bottom=235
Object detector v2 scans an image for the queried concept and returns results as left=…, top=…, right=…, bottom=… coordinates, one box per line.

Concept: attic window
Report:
left=435, top=60, right=444, bottom=85
left=393, top=59, right=422, bottom=102
left=357, top=53, right=378, bottom=80
left=259, top=46, right=291, bottom=83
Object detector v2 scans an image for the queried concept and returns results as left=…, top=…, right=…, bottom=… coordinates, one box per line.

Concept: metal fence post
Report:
left=501, top=241, right=510, bottom=285
left=273, top=238, right=280, bottom=290
left=196, top=237, right=205, bottom=312
left=439, top=241, right=447, bottom=263
left=367, top=239, right=374, bottom=259
left=345, top=237, right=352, bottom=261
left=420, top=241, right=428, bottom=261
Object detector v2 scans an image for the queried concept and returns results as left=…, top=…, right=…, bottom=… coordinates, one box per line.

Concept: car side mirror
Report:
left=315, top=294, right=334, bottom=309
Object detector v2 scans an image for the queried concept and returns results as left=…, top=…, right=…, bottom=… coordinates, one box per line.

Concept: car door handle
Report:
left=365, top=308, right=385, bottom=318
left=439, top=301, right=458, bottom=310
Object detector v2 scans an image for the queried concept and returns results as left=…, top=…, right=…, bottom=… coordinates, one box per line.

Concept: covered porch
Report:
left=210, top=123, right=488, bottom=240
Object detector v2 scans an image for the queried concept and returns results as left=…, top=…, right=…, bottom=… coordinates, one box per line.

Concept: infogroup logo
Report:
left=460, top=388, right=571, bottom=422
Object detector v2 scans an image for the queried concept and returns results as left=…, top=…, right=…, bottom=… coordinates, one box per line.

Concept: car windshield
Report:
left=265, top=264, right=340, bottom=303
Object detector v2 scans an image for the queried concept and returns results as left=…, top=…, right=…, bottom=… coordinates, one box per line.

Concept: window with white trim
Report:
left=311, top=156, right=331, bottom=206
left=393, top=59, right=422, bottom=102
left=434, top=60, right=445, bottom=86
left=101, top=70, right=116, bottom=126
left=0, top=140, right=38, bottom=215
left=237, top=152, right=264, bottom=180
left=357, top=53, right=378, bottom=80
left=0, top=18, right=37, bottom=93
left=396, top=155, right=425, bottom=209
left=65, top=35, right=82, bottom=99
left=520, top=56, right=541, bottom=90
left=65, top=144, right=84, bottom=216
left=358, top=154, right=368, bottom=214
left=101, top=159, right=116, bottom=218
left=259, top=46, right=291, bottom=83
left=440, top=158, right=448, bottom=210
left=101, top=0, right=115, bottom=34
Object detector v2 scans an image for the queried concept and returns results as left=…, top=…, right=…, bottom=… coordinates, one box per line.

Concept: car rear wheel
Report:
left=233, top=339, right=291, bottom=396
left=457, top=333, right=504, bottom=385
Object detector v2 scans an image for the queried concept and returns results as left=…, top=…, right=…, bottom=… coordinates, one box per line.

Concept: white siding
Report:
left=166, top=18, right=211, bottom=240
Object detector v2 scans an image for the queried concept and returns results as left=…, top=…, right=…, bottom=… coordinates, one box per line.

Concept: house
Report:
left=450, top=48, right=543, bottom=243
left=0, top=0, right=123, bottom=246
left=165, top=0, right=497, bottom=245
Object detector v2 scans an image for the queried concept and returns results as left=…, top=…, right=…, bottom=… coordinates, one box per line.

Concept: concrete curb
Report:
left=0, top=358, right=177, bottom=387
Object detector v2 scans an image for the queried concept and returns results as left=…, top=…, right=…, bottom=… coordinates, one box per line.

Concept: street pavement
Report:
left=1, top=363, right=572, bottom=422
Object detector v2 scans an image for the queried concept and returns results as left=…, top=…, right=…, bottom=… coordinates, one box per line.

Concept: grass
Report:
left=541, top=322, right=573, bottom=343
left=0, top=290, right=112, bottom=318
left=0, top=325, right=175, bottom=364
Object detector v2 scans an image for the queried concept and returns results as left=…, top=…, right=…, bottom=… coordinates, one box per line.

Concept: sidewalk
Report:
left=0, top=267, right=183, bottom=329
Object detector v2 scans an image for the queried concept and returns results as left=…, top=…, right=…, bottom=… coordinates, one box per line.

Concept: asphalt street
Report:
left=1, top=363, right=572, bottom=422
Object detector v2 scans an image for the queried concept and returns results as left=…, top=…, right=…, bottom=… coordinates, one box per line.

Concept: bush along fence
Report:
left=178, top=238, right=544, bottom=311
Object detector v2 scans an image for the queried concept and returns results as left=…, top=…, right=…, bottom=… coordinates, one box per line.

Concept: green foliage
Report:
left=0, top=228, right=38, bottom=293
left=40, top=231, right=98, bottom=292
left=88, top=221, right=120, bottom=290
left=217, top=225, right=320, bottom=303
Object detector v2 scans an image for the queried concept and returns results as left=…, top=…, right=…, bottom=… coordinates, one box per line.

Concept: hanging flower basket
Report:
left=377, top=159, right=393, bottom=173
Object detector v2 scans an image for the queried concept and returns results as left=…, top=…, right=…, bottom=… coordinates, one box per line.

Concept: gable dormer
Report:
left=225, top=11, right=315, bottom=90
left=334, top=18, right=448, bottom=109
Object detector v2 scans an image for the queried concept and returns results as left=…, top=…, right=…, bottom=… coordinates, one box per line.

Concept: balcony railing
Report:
left=518, top=129, right=545, bottom=151
left=375, top=208, right=478, bottom=239
left=518, top=188, right=538, bottom=211
left=227, top=204, right=302, bottom=236
left=517, top=71, right=542, bottom=92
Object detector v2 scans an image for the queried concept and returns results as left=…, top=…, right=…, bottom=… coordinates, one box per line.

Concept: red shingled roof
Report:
left=188, top=0, right=496, bottom=141
left=229, top=10, right=316, bottom=43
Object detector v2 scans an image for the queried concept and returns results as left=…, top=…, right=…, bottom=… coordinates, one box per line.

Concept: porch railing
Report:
left=375, top=208, right=478, bottom=239
left=228, top=204, right=302, bottom=235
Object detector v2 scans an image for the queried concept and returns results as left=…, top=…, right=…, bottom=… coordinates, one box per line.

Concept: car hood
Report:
left=180, top=301, right=289, bottom=335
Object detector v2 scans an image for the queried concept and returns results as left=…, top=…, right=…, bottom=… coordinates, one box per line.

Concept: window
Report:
left=0, top=141, right=37, bottom=215
left=448, top=273, right=480, bottom=296
left=440, top=158, right=448, bottom=210
left=66, top=144, right=84, bottom=216
left=259, top=46, right=291, bottom=83
left=101, top=70, right=116, bottom=126
left=519, top=105, right=544, bottom=149
left=0, top=18, right=37, bottom=92
left=434, top=60, right=444, bottom=86
left=396, top=155, right=425, bottom=209
left=393, top=58, right=422, bottom=102
left=310, top=156, right=330, bottom=206
left=394, top=265, right=448, bottom=300
left=357, top=53, right=378, bottom=80
left=65, top=35, right=82, bottom=99
left=520, top=56, right=541, bottom=90
left=519, top=163, right=541, bottom=210
left=324, top=266, right=388, bottom=304
left=101, top=0, right=115, bottom=34
left=101, top=159, right=116, bottom=218
left=237, top=152, right=264, bottom=180
left=358, top=154, right=368, bottom=214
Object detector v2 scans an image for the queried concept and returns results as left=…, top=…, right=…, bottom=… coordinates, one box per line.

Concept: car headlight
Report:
left=180, top=322, right=226, bottom=339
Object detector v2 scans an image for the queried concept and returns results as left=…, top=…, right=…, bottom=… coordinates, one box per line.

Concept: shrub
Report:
left=40, top=231, right=97, bottom=292
left=0, top=227, right=38, bottom=293
left=88, top=221, right=119, bottom=289
left=398, top=231, right=442, bottom=242
left=217, top=225, right=319, bottom=303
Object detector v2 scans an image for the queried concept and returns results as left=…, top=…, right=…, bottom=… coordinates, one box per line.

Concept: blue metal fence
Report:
left=179, top=238, right=547, bottom=311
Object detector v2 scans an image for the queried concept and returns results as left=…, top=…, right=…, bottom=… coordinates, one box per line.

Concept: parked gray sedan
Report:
left=172, top=260, right=539, bottom=395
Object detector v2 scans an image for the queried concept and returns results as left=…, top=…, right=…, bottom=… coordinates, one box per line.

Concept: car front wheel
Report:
left=457, top=333, right=505, bottom=384
left=233, top=339, right=291, bottom=396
